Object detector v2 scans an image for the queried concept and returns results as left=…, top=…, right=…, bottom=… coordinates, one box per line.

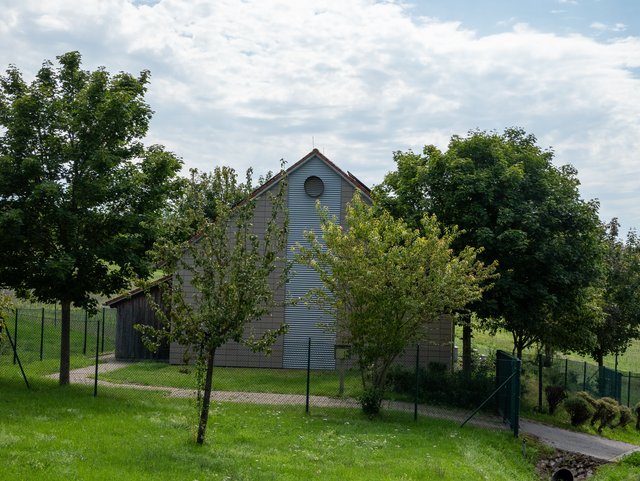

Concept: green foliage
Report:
left=617, top=405, right=633, bottom=428
left=297, top=194, right=495, bottom=415
left=375, top=128, right=604, bottom=358
left=0, top=52, right=182, bottom=383
left=591, top=397, right=620, bottom=433
left=585, top=219, right=640, bottom=366
left=563, top=396, right=594, bottom=426
left=0, top=293, right=12, bottom=344
left=140, top=165, right=289, bottom=444
left=544, top=385, right=567, bottom=415
left=387, top=361, right=495, bottom=409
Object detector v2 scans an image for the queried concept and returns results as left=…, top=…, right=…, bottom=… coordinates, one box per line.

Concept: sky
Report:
left=1, top=0, right=639, bottom=231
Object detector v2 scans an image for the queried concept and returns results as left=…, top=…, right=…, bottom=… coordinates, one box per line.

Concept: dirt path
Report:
left=60, top=356, right=640, bottom=461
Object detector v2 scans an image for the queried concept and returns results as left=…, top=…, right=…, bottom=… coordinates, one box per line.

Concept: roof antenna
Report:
left=312, top=136, right=315, bottom=149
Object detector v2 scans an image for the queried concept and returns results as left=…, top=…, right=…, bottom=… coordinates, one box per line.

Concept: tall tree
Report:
left=375, top=128, right=603, bottom=359
left=140, top=166, right=289, bottom=445
left=297, top=195, right=495, bottom=415
left=586, top=219, right=640, bottom=367
left=0, top=52, right=182, bottom=384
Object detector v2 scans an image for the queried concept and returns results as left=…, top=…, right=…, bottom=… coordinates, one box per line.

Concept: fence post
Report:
left=39, top=307, right=45, bottom=361
left=583, top=361, right=587, bottom=391
left=538, top=354, right=543, bottom=411
left=614, top=354, right=619, bottom=402
left=94, top=318, right=101, bottom=397
left=414, top=344, right=420, bottom=421
left=627, top=372, right=632, bottom=407
left=13, top=308, right=18, bottom=365
left=305, top=337, right=311, bottom=414
left=564, top=358, right=568, bottom=389
left=54, top=303, right=57, bottom=327
left=101, top=308, right=105, bottom=353
left=83, top=311, right=88, bottom=355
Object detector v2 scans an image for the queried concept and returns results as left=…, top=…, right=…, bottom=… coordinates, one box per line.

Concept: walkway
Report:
left=60, top=356, right=640, bottom=461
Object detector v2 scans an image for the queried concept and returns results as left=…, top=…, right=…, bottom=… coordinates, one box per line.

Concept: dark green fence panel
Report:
left=496, top=350, right=521, bottom=437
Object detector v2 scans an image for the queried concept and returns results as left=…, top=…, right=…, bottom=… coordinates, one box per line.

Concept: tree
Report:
left=297, top=195, right=495, bottom=415
left=0, top=52, right=182, bottom=385
left=375, top=128, right=603, bottom=360
left=140, top=165, right=289, bottom=445
left=586, top=219, right=640, bottom=367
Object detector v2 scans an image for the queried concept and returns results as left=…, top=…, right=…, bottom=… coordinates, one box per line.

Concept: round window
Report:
left=304, top=176, right=324, bottom=197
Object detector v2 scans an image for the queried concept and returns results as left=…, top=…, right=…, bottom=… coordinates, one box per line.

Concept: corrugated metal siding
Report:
left=284, top=155, right=340, bottom=369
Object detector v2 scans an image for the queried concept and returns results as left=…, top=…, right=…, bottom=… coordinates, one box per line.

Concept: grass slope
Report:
left=0, top=379, right=543, bottom=481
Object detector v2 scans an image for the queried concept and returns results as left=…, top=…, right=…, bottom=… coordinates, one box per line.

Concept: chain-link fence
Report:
left=0, top=307, right=116, bottom=386
left=522, top=354, right=640, bottom=410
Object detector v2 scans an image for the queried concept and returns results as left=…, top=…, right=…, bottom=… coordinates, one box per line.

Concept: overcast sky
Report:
left=1, top=0, right=638, bottom=231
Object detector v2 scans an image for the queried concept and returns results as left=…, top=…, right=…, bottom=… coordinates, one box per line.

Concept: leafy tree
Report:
left=0, top=52, right=182, bottom=385
left=586, top=219, right=640, bottom=367
left=375, top=128, right=603, bottom=360
left=297, top=195, right=495, bottom=415
left=140, top=165, right=289, bottom=445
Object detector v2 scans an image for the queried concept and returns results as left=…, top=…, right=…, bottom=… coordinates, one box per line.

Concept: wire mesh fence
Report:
left=521, top=354, right=640, bottom=410
left=0, top=307, right=116, bottom=385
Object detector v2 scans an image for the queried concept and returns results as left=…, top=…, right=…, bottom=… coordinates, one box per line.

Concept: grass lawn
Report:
left=461, top=326, right=640, bottom=373
left=0, top=378, right=546, bottom=481
left=100, top=361, right=365, bottom=398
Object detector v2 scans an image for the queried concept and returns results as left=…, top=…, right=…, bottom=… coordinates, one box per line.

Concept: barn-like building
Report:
left=107, top=150, right=454, bottom=369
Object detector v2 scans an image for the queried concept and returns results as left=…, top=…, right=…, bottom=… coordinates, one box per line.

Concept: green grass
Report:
left=0, top=378, right=547, bottom=481
left=101, top=361, right=364, bottom=397
left=461, top=326, right=640, bottom=372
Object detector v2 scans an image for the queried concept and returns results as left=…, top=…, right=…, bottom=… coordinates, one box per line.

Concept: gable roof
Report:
left=250, top=149, right=371, bottom=201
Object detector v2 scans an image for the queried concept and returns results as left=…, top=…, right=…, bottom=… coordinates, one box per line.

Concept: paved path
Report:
left=62, top=356, right=640, bottom=461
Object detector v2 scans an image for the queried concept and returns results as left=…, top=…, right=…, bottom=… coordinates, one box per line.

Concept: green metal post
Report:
left=94, top=319, right=100, bottom=397
left=538, top=354, right=543, bottom=411
left=583, top=361, right=587, bottom=391
left=39, top=307, right=45, bottom=361
left=13, top=309, right=18, bottom=365
left=414, top=344, right=420, bottom=421
left=101, top=308, right=105, bottom=353
left=305, top=337, right=311, bottom=414
left=627, top=372, right=632, bottom=407
left=564, top=358, right=568, bottom=389
left=83, top=311, right=88, bottom=355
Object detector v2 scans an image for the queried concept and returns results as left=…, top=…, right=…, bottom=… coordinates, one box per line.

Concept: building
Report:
left=108, top=149, right=454, bottom=369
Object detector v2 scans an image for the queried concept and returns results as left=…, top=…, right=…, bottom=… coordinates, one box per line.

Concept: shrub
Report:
left=545, top=385, right=567, bottom=415
left=576, top=391, right=597, bottom=408
left=635, top=402, right=640, bottom=430
left=359, top=388, right=383, bottom=417
left=591, top=398, right=619, bottom=433
left=564, top=396, right=594, bottom=426
left=617, top=405, right=633, bottom=428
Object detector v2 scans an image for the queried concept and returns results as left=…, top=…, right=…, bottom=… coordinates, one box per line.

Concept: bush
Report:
left=545, top=385, right=567, bottom=415
left=635, top=402, right=640, bottom=430
left=564, top=396, right=594, bottom=426
left=386, top=361, right=495, bottom=409
left=576, top=391, right=597, bottom=408
left=617, top=405, right=633, bottom=428
left=591, top=398, right=619, bottom=433
left=359, top=388, right=383, bottom=417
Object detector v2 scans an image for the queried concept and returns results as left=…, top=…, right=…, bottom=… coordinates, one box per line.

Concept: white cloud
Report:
left=1, top=0, right=640, bottom=229
left=590, top=22, right=627, bottom=32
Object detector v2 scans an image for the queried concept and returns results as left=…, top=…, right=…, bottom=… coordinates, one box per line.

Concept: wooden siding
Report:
left=113, top=284, right=169, bottom=360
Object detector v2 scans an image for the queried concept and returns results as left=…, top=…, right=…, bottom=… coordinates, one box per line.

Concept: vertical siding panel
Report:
left=284, top=155, right=340, bottom=369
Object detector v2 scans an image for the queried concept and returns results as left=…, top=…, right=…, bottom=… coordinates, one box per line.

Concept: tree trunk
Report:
left=516, top=343, right=523, bottom=360
left=196, top=348, right=215, bottom=445
left=596, top=351, right=604, bottom=368
left=462, top=319, right=472, bottom=379
left=543, top=344, right=554, bottom=367
left=59, top=300, right=71, bottom=385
